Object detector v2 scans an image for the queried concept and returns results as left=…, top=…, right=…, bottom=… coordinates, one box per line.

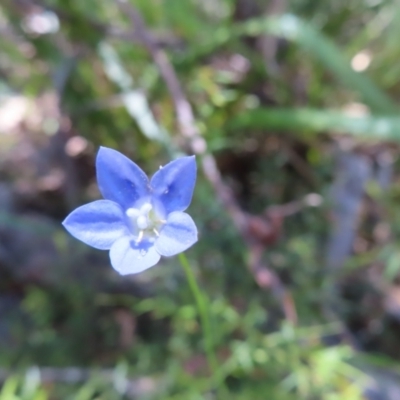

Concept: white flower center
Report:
left=126, top=202, right=166, bottom=243
left=136, top=215, right=148, bottom=230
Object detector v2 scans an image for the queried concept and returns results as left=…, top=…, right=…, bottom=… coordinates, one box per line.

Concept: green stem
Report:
left=178, top=253, right=219, bottom=379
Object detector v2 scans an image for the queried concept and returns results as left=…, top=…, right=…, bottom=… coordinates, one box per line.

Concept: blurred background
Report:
left=1, top=0, right=400, bottom=399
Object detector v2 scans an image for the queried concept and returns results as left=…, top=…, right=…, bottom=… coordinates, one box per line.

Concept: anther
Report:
left=126, top=208, right=140, bottom=218
left=137, top=215, right=148, bottom=230
left=140, top=203, right=152, bottom=214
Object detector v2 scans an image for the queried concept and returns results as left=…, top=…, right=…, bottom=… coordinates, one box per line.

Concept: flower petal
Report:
left=110, top=237, right=161, bottom=275
left=155, top=211, right=198, bottom=257
left=96, top=147, right=149, bottom=209
left=150, top=156, right=196, bottom=214
left=62, top=200, right=127, bottom=250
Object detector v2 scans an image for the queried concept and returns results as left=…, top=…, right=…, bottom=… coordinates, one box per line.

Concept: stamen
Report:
left=136, top=230, right=144, bottom=243
left=127, top=202, right=164, bottom=242
left=137, top=215, right=148, bottom=230
left=140, top=203, right=152, bottom=214
left=126, top=208, right=140, bottom=218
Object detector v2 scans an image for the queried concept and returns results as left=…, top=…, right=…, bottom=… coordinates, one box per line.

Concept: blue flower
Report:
left=62, top=147, right=198, bottom=275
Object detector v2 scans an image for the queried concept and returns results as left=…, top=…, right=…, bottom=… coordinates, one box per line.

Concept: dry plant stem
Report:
left=115, top=0, right=197, bottom=139
left=259, top=0, right=287, bottom=75
left=115, top=0, right=295, bottom=323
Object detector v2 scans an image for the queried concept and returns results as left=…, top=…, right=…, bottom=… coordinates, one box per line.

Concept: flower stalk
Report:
left=178, top=253, right=220, bottom=387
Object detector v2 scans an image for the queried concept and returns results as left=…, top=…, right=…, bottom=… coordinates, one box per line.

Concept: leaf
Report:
left=238, top=14, right=397, bottom=114
left=183, top=14, right=397, bottom=114
left=229, top=108, right=400, bottom=141
left=98, top=42, right=170, bottom=144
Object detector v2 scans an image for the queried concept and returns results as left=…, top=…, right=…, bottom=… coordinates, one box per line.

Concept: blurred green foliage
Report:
left=1, top=0, right=400, bottom=398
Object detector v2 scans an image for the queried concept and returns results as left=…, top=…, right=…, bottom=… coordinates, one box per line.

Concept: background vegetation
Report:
left=1, top=0, right=400, bottom=398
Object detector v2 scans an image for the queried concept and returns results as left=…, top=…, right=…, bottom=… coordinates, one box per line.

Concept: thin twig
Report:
left=115, top=1, right=199, bottom=143
left=115, top=0, right=296, bottom=323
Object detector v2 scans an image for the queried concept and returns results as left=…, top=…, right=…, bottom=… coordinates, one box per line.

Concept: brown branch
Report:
left=115, top=0, right=296, bottom=323
left=115, top=1, right=199, bottom=143
left=258, top=0, right=287, bottom=75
